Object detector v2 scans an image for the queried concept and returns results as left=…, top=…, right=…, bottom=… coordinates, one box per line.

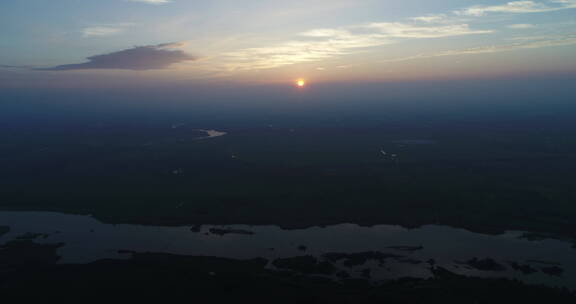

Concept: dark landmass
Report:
left=208, top=227, right=255, bottom=236
left=507, top=261, right=538, bottom=275
left=519, top=232, right=576, bottom=249
left=541, top=266, right=564, bottom=277
left=459, top=258, right=564, bottom=277
left=397, top=258, right=423, bottom=265
left=361, top=268, right=372, bottom=279
left=0, top=240, right=63, bottom=268
left=15, top=232, right=50, bottom=240
left=2, top=120, right=576, bottom=243
left=1, top=242, right=575, bottom=303
left=323, top=252, right=403, bottom=267
left=336, top=270, right=351, bottom=279
left=190, top=224, right=202, bottom=232
left=527, top=260, right=562, bottom=266
left=457, top=258, right=507, bottom=272
left=520, top=232, right=559, bottom=241
left=387, top=245, right=424, bottom=252
left=0, top=226, right=9, bottom=238
left=2, top=99, right=576, bottom=301
left=272, top=255, right=336, bottom=275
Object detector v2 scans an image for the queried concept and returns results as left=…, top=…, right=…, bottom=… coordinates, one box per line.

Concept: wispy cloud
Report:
left=127, top=0, right=171, bottom=5
left=363, top=23, right=492, bottom=38
left=223, top=34, right=390, bottom=71
left=37, top=42, right=195, bottom=71
left=455, top=0, right=576, bottom=16
left=381, top=35, right=576, bottom=63
left=195, top=1, right=576, bottom=74
left=222, top=22, right=492, bottom=71
left=410, top=15, right=450, bottom=24
left=508, top=35, right=556, bottom=40
left=508, top=23, right=537, bottom=29
left=0, top=65, right=31, bottom=68
left=81, top=23, right=134, bottom=37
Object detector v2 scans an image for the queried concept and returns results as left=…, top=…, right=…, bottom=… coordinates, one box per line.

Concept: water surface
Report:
left=0, top=211, right=573, bottom=289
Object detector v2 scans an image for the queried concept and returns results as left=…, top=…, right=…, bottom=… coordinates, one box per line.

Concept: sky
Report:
left=1, top=0, right=575, bottom=88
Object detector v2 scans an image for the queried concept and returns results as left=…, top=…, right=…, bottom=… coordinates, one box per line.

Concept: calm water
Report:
left=0, top=211, right=574, bottom=289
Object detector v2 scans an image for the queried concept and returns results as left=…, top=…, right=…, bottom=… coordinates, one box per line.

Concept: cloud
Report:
left=508, top=23, right=537, bottom=29
left=222, top=22, right=491, bottom=71
left=455, top=0, right=576, bottom=16
left=381, top=35, right=576, bottom=63
left=410, top=15, right=449, bottom=24
left=81, top=24, right=134, bottom=37
left=82, top=27, right=123, bottom=37
left=508, top=35, right=554, bottom=40
left=127, top=0, right=171, bottom=4
left=37, top=42, right=195, bottom=71
left=363, top=23, right=492, bottom=38
left=223, top=36, right=390, bottom=71
left=0, top=65, right=33, bottom=69
left=202, top=1, right=573, bottom=73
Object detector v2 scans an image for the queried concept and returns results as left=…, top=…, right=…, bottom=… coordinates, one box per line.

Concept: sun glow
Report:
left=296, top=79, right=306, bottom=87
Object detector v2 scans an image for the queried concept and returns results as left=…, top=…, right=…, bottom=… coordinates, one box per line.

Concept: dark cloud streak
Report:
left=0, top=65, right=33, bottom=69
left=37, top=43, right=196, bottom=71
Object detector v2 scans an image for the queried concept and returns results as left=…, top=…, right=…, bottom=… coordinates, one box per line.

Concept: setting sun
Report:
left=296, top=79, right=306, bottom=87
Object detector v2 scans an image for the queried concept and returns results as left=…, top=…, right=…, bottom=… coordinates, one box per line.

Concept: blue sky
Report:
left=1, top=0, right=575, bottom=87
